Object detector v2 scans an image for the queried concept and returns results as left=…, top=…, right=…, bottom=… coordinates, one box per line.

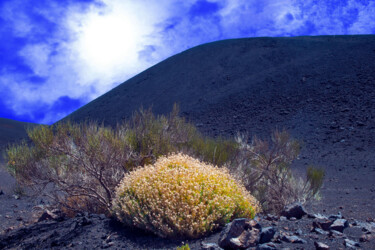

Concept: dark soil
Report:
left=1, top=204, right=374, bottom=249
left=1, top=35, right=375, bottom=249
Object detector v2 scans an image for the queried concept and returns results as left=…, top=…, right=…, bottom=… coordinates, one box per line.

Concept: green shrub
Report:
left=306, top=166, right=325, bottom=197
left=187, top=135, right=239, bottom=167
left=177, top=243, right=190, bottom=250
left=112, top=153, right=260, bottom=239
left=124, top=104, right=238, bottom=167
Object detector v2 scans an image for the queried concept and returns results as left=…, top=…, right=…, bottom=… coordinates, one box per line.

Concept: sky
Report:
left=0, top=0, right=375, bottom=125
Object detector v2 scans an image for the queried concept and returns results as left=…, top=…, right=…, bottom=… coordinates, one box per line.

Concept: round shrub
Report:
left=112, top=153, right=260, bottom=239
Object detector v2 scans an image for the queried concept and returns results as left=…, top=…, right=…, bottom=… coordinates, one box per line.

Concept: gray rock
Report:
left=328, top=212, right=342, bottom=220
left=313, top=218, right=333, bottom=231
left=329, top=219, right=349, bottom=233
left=218, top=218, right=261, bottom=249
left=259, top=227, right=276, bottom=244
left=201, top=242, right=222, bottom=250
left=344, top=239, right=360, bottom=249
left=308, top=213, right=328, bottom=220
left=314, top=241, right=330, bottom=250
left=280, top=202, right=307, bottom=219
left=279, top=216, right=287, bottom=221
left=256, top=242, right=278, bottom=250
left=295, top=229, right=302, bottom=236
left=281, top=235, right=307, bottom=244
left=328, top=230, right=344, bottom=238
left=313, top=228, right=328, bottom=235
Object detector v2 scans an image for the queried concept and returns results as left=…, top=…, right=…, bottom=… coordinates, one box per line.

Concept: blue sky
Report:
left=1, top=0, right=374, bottom=124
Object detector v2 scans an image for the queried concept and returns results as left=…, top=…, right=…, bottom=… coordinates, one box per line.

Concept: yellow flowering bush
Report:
left=112, top=153, right=260, bottom=239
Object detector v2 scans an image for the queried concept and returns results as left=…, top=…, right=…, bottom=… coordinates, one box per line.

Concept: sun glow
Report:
left=67, top=1, right=167, bottom=87
left=77, top=10, right=140, bottom=69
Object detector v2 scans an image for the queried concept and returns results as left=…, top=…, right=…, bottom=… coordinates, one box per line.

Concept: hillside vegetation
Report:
left=6, top=105, right=323, bottom=232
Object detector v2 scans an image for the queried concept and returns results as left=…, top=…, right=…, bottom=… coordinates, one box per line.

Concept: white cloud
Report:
left=0, top=1, right=33, bottom=37
left=19, top=44, right=52, bottom=77
left=347, top=1, right=375, bottom=34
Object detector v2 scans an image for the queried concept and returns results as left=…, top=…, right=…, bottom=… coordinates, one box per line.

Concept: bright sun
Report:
left=77, top=8, right=141, bottom=71
left=70, top=1, right=165, bottom=82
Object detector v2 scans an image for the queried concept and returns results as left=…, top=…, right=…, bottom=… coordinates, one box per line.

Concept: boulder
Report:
left=218, top=218, right=261, bottom=249
left=313, top=218, right=333, bottom=231
left=280, top=202, right=307, bottom=219
left=329, top=219, right=349, bottom=233
left=259, top=227, right=276, bottom=244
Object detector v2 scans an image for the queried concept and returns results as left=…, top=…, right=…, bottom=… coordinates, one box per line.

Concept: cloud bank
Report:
left=0, top=0, right=374, bottom=124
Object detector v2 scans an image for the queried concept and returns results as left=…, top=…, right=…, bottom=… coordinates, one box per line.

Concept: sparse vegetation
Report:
left=5, top=105, right=238, bottom=216
left=112, top=153, right=260, bottom=239
left=232, top=130, right=324, bottom=213
left=5, top=104, right=324, bottom=236
left=6, top=121, right=132, bottom=214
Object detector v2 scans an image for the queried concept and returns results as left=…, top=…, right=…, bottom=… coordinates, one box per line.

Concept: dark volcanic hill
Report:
left=64, top=35, right=375, bottom=130
left=63, top=35, right=375, bottom=220
left=0, top=118, right=37, bottom=150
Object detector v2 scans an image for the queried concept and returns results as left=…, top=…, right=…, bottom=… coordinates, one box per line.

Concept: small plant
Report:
left=112, top=153, right=260, bottom=239
left=177, top=243, right=190, bottom=250
left=12, top=183, right=26, bottom=197
left=306, top=166, right=325, bottom=195
left=232, top=130, right=325, bottom=213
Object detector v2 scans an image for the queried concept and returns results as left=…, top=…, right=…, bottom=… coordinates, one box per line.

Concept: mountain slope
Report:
left=63, top=35, right=375, bottom=129
left=0, top=118, right=38, bottom=151
left=62, top=35, right=375, bottom=220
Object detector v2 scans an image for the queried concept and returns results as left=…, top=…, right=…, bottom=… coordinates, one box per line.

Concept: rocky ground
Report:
left=0, top=202, right=374, bottom=249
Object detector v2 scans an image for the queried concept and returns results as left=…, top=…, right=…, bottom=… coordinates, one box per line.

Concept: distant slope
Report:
left=0, top=119, right=39, bottom=194
left=62, top=35, right=375, bottom=131
left=0, top=118, right=38, bottom=154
